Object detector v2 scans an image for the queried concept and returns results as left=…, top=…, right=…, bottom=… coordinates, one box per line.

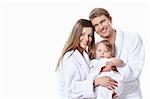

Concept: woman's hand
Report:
left=93, top=76, right=118, bottom=90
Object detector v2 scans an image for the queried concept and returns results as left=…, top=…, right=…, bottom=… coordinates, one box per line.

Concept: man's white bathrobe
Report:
left=102, top=29, right=145, bottom=99
left=57, top=49, right=96, bottom=99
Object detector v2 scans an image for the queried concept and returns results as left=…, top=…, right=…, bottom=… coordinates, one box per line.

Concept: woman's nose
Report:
left=84, top=35, right=89, bottom=41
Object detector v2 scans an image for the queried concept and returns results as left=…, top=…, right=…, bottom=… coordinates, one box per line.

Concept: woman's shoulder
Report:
left=63, top=50, right=74, bottom=61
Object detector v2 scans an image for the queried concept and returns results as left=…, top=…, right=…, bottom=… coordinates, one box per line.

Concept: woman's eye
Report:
left=98, top=50, right=102, bottom=52
left=88, top=33, right=93, bottom=37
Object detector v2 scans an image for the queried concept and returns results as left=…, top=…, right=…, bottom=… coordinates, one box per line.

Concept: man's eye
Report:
left=100, top=19, right=105, bottom=24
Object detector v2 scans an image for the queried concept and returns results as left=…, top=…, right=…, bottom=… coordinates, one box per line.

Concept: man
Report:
left=89, top=8, right=145, bottom=99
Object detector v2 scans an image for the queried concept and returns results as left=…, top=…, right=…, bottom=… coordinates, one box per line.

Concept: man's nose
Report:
left=98, top=24, right=103, bottom=30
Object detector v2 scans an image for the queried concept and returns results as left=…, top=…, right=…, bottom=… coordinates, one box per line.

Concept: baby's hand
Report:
left=101, top=65, right=112, bottom=72
left=106, top=61, right=114, bottom=66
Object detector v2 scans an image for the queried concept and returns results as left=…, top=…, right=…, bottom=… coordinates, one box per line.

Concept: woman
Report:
left=56, top=19, right=117, bottom=99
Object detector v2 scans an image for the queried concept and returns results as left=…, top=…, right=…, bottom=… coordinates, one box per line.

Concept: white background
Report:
left=1, top=0, right=150, bottom=99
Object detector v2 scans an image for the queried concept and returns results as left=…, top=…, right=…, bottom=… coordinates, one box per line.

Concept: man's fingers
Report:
left=110, top=78, right=118, bottom=83
left=108, top=80, right=118, bottom=87
left=106, top=85, right=114, bottom=90
left=112, top=92, right=118, bottom=98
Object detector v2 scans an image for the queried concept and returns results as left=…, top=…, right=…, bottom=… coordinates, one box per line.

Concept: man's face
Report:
left=91, top=15, right=113, bottom=38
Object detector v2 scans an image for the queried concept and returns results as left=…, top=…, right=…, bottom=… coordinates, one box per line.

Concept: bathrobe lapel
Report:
left=115, top=29, right=124, bottom=59
left=73, top=49, right=90, bottom=76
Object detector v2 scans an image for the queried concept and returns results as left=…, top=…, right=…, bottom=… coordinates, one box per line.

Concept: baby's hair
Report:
left=96, top=40, right=115, bottom=56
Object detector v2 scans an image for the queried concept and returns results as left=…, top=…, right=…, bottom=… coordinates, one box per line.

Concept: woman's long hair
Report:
left=55, top=19, right=95, bottom=71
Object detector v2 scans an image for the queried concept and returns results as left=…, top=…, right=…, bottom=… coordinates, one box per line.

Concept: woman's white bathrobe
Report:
left=57, top=49, right=95, bottom=99
left=101, top=29, right=145, bottom=99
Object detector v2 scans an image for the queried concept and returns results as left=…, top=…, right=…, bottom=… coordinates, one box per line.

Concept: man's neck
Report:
left=103, top=29, right=116, bottom=44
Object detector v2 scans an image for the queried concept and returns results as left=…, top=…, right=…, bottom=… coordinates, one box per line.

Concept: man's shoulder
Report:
left=119, top=29, right=141, bottom=41
left=119, top=29, right=139, bottom=36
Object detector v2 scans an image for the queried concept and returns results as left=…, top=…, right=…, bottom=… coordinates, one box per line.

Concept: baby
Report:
left=89, top=40, right=125, bottom=99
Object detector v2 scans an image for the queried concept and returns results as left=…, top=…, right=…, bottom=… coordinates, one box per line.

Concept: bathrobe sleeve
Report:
left=87, top=59, right=101, bottom=80
left=57, top=56, right=95, bottom=99
left=117, top=34, right=145, bottom=81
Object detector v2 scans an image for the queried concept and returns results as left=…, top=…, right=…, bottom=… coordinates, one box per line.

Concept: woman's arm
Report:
left=57, top=58, right=95, bottom=99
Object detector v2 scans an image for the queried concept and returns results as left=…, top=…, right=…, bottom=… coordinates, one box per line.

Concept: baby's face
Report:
left=96, top=43, right=112, bottom=59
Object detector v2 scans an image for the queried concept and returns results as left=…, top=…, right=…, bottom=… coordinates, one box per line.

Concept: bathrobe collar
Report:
left=115, top=29, right=124, bottom=58
left=73, top=49, right=90, bottom=74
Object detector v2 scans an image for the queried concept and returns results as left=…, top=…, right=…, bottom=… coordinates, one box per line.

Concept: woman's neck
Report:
left=77, top=46, right=84, bottom=55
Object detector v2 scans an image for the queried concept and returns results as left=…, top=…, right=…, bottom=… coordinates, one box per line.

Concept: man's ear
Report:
left=109, top=16, right=112, bottom=23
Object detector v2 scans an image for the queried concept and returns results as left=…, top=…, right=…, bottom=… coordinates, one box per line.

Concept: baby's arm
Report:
left=101, top=60, right=115, bottom=72
left=110, top=58, right=125, bottom=67
left=101, top=58, right=125, bottom=72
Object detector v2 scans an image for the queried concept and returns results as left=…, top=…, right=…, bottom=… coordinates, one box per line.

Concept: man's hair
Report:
left=89, top=8, right=110, bottom=20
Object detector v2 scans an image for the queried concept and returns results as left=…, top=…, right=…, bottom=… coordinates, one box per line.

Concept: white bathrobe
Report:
left=88, top=58, right=124, bottom=99
left=57, top=49, right=95, bottom=99
left=99, top=29, right=145, bottom=99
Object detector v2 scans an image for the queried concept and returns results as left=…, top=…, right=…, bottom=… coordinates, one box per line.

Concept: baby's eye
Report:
left=104, top=50, right=109, bottom=53
left=98, top=50, right=102, bottom=52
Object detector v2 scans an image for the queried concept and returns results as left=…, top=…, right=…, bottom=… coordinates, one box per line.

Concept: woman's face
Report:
left=79, top=27, right=93, bottom=49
